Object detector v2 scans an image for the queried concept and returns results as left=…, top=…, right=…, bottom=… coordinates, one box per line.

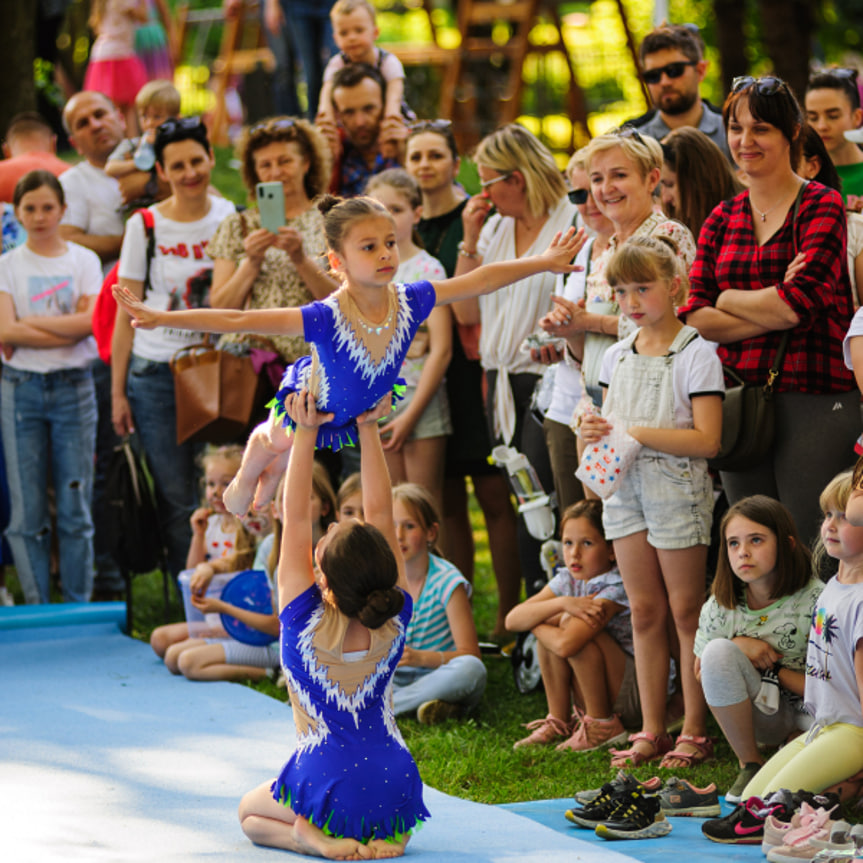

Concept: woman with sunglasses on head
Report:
left=454, top=123, right=577, bottom=602
left=207, top=117, right=337, bottom=411
left=682, top=76, right=858, bottom=546
left=405, top=120, right=521, bottom=635
left=111, top=117, right=237, bottom=579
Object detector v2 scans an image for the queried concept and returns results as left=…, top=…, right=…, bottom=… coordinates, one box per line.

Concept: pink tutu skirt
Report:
left=84, top=56, right=148, bottom=108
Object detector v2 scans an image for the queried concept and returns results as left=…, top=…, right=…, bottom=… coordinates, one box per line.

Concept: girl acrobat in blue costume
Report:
left=238, top=389, right=426, bottom=858
left=115, top=195, right=584, bottom=515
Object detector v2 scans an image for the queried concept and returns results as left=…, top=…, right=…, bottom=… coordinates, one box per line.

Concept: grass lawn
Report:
left=106, top=484, right=744, bottom=806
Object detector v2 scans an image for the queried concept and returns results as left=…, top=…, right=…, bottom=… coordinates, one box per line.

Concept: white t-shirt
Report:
left=0, top=241, right=101, bottom=372
left=476, top=194, right=577, bottom=442
left=842, top=305, right=863, bottom=370
left=545, top=237, right=593, bottom=425
left=805, top=576, right=863, bottom=728
left=59, top=161, right=124, bottom=274
left=598, top=330, right=724, bottom=428
left=323, top=48, right=405, bottom=84
left=118, top=196, right=236, bottom=363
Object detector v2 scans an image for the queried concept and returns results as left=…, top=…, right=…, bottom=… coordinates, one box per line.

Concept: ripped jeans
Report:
left=1, top=365, right=97, bottom=603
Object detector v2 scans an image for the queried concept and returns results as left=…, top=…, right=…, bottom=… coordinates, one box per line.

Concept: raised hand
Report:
left=112, top=284, right=162, bottom=329
left=539, top=226, right=586, bottom=273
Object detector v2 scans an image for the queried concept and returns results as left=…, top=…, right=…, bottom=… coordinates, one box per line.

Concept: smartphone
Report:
left=256, top=181, right=285, bottom=233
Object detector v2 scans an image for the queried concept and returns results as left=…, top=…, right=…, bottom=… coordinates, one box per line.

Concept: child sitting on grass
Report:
left=506, top=500, right=639, bottom=751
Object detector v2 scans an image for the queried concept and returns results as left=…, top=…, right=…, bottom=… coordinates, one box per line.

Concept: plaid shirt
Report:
left=681, top=183, right=855, bottom=394
left=336, top=138, right=400, bottom=198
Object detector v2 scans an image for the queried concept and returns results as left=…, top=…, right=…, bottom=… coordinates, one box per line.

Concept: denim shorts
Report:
left=389, top=383, right=453, bottom=440
left=602, top=452, right=713, bottom=549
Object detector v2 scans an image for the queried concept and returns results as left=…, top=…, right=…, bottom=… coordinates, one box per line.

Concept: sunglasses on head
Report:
left=158, top=116, right=205, bottom=135
left=613, top=124, right=648, bottom=148
left=568, top=188, right=588, bottom=205
left=643, top=60, right=697, bottom=85
left=249, top=117, right=296, bottom=135
left=408, top=119, right=452, bottom=133
left=731, top=76, right=788, bottom=96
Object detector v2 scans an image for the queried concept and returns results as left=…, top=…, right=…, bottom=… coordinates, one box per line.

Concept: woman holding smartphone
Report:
left=207, top=117, right=338, bottom=380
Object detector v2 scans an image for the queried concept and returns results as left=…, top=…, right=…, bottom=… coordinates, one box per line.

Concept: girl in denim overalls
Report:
left=580, top=236, right=724, bottom=770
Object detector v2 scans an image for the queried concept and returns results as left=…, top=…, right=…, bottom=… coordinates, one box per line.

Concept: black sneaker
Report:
left=566, top=773, right=643, bottom=827
left=594, top=790, right=673, bottom=840
left=574, top=769, right=662, bottom=805
left=702, top=795, right=790, bottom=844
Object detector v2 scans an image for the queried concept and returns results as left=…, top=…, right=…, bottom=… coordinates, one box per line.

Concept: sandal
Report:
left=659, top=734, right=714, bottom=769
left=609, top=731, right=673, bottom=768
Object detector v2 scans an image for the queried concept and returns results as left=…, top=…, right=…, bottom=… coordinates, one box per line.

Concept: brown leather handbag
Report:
left=170, top=340, right=261, bottom=445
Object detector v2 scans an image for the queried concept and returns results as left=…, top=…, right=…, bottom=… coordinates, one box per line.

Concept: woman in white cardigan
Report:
left=453, top=124, right=577, bottom=596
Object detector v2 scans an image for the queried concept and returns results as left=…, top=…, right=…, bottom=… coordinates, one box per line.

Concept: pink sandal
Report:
left=659, top=734, right=714, bottom=769
left=609, top=731, right=673, bottom=768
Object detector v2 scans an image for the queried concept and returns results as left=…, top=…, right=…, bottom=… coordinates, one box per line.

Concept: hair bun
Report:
left=358, top=588, right=405, bottom=630
left=318, top=194, right=344, bottom=216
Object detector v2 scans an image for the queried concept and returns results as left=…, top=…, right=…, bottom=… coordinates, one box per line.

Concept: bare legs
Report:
left=239, top=782, right=408, bottom=859
left=384, top=436, right=447, bottom=518
left=613, top=531, right=708, bottom=763
left=223, top=418, right=292, bottom=516
left=176, top=642, right=269, bottom=683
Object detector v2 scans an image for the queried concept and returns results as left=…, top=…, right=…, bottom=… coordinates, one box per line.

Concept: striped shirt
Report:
left=404, top=554, right=471, bottom=653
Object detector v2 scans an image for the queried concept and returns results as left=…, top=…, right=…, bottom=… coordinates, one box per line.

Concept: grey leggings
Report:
left=699, top=638, right=808, bottom=746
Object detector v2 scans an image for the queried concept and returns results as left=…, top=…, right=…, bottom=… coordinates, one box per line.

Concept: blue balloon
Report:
left=219, top=569, right=277, bottom=646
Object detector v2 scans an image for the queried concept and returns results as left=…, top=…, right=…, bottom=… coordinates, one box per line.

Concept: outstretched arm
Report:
left=278, top=391, right=335, bottom=610
left=431, top=227, right=585, bottom=306
left=356, top=397, right=407, bottom=592
left=112, top=284, right=305, bottom=336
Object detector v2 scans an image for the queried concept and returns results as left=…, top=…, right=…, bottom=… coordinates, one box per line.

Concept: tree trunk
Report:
left=0, top=0, right=36, bottom=135
left=757, top=0, right=814, bottom=98
left=714, top=0, right=747, bottom=95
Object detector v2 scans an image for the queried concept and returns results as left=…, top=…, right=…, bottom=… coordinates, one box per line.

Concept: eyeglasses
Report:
left=479, top=172, right=511, bottom=189
left=157, top=116, right=205, bottom=135
left=568, top=188, right=588, bottom=205
left=643, top=60, right=697, bottom=85
left=731, top=76, right=788, bottom=96
left=249, top=117, right=296, bottom=135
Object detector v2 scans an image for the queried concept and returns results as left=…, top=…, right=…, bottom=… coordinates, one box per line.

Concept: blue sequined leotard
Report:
left=270, top=281, right=436, bottom=450
left=272, top=584, right=429, bottom=841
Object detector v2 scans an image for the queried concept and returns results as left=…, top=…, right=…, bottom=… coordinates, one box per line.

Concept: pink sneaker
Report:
left=513, top=714, right=571, bottom=749
left=556, top=714, right=629, bottom=752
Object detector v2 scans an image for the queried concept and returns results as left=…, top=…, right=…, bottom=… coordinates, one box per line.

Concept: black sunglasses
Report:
left=731, top=76, right=788, bottom=96
left=643, top=60, right=697, bottom=85
left=568, top=188, right=588, bottom=205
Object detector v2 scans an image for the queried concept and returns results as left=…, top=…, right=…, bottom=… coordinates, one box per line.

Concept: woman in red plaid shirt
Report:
left=682, top=76, right=858, bottom=545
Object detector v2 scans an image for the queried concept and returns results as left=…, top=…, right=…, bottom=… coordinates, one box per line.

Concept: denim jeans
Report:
left=126, top=355, right=200, bottom=578
left=280, top=0, right=336, bottom=119
left=1, top=365, right=97, bottom=604
left=392, top=655, right=487, bottom=716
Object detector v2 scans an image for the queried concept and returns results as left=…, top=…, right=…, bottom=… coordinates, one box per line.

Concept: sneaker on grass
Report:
left=556, top=714, right=628, bottom=752
left=417, top=699, right=462, bottom=725
left=513, top=714, right=570, bottom=749
left=725, top=761, right=763, bottom=805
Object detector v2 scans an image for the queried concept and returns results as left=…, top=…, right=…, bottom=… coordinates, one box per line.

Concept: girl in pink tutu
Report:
left=84, top=0, right=149, bottom=131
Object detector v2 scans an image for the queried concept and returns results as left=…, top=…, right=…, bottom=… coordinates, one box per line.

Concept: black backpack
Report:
left=105, top=437, right=171, bottom=630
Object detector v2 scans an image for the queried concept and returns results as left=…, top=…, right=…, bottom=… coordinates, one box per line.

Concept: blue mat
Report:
left=501, top=798, right=765, bottom=862
left=1, top=612, right=641, bottom=863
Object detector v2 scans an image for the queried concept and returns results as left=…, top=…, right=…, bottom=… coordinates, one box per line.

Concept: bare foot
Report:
left=293, top=817, right=372, bottom=860
left=367, top=838, right=407, bottom=858
left=253, top=450, right=291, bottom=510
left=223, top=475, right=256, bottom=517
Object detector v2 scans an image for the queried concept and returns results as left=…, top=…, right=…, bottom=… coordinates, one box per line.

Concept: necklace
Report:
left=750, top=183, right=800, bottom=222
left=346, top=287, right=396, bottom=336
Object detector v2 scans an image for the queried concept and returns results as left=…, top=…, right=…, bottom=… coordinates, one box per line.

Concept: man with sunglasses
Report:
left=628, top=23, right=729, bottom=159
